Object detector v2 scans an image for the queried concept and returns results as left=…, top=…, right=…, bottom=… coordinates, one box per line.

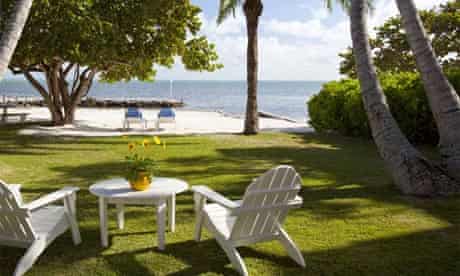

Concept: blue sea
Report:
left=0, top=79, right=326, bottom=122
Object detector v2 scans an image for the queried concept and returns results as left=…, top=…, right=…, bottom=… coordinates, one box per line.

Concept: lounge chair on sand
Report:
left=123, top=107, right=147, bottom=129
left=156, top=107, right=176, bottom=129
left=192, top=165, right=306, bottom=276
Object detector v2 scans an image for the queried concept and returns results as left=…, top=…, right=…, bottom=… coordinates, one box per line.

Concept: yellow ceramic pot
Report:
left=129, top=171, right=152, bottom=191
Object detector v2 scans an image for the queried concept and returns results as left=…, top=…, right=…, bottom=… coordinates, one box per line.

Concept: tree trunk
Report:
left=0, top=0, right=33, bottom=79
left=49, top=105, right=64, bottom=125
left=395, top=0, right=460, bottom=182
left=349, top=0, right=460, bottom=196
left=243, top=0, right=262, bottom=135
left=63, top=103, right=75, bottom=124
left=23, top=69, right=63, bottom=125
left=22, top=64, right=95, bottom=126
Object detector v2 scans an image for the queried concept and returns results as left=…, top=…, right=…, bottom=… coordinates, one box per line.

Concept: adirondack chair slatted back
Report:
left=230, top=166, right=302, bottom=241
left=0, top=180, right=36, bottom=242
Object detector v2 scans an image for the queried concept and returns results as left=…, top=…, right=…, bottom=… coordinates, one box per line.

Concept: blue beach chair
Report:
left=156, top=107, right=176, bottom=129
left=123, top=107, right=147, bottom=129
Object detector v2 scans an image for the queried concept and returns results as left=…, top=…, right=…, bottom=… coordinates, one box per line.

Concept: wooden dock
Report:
left=0, top=95, right=185, bottom=108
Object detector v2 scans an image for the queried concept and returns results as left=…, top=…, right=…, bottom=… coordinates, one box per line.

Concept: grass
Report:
left=1, top=125, right=460, bottom=275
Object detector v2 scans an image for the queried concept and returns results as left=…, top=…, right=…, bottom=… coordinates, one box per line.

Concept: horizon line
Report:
left=2, top=77, right=332, bottom=82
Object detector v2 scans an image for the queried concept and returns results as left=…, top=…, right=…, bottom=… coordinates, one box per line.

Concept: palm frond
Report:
left=367, top=0, right=375, bottom=15
left=326, top=0, right=374, bottom=15
left=217, top=0, right=242, bottom=25
left=326, top=0, right=350, bottom=11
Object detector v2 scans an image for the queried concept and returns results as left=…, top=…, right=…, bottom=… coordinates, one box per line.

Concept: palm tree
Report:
left=0, top=0, right=34, bottom=79
left=217, top=0, right=263, bottom=135
left=395, top=0, right=460, bottom=182
left=348, top=0, right=460, bottom=196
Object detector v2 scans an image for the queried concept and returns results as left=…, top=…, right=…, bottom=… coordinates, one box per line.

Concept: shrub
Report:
left=307, top=71, right=460, bottom=144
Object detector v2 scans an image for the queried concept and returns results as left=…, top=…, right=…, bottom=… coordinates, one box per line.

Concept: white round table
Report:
left=89, top=177, right=188, bottom=250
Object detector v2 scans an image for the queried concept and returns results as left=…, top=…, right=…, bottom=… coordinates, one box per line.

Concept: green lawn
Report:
left=1, top=125, right=459, bottom=275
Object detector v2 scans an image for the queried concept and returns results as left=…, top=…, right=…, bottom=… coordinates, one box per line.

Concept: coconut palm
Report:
left=348, top=0, right=460, bottom=196
left=0, top=0, right=33, bottom=79
left=217, top=0, right=263, bottom=135
left=395, top=0, right=460, bottom=181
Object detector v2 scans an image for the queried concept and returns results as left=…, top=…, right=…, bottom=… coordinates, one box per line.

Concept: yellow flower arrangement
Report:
left=125, top=136, right=165, bottom=189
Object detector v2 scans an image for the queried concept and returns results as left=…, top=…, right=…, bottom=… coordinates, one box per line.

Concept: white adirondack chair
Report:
left=0, top=180, right=81, bottom=276
left=192, top=165, right=306, bottom=276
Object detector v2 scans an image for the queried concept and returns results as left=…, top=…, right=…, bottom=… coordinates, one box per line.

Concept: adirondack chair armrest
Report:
left=290, top=195, right=303, bottom=208
left=191, top=186, right=240, bottom=209
left=9, top=184, right=23, bottom=204
left=23, top=187, right=79, bottom=212
left=293, top=195, right=303, bottom=203
left=9, top=184, right=21, bottom=195
left=9, top=184, right=21, bottom=191
left=3, top=183, right=24, bottom=205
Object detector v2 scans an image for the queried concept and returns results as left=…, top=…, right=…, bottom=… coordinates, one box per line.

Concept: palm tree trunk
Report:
left=243, top=0, right=262, bottom=135
left=395, top=0, right=460, bottom=181
left=0, top=0, right=33, bottom=79
left=349, top=0, right=460, bottom=196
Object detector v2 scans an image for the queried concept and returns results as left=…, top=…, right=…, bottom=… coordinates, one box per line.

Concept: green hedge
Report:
left=307, top=71, right=460, bottom=144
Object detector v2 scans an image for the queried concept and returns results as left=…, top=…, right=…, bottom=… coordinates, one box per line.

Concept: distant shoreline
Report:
left=1, top=95, right=307, bottom=123
left=1, top=96, right=300, bottom=123
left=0, top=80, right=319, bottom=122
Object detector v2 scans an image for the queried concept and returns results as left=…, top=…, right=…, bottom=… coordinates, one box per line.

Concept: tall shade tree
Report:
left=348, top=0, right=460, bottom=196
left=339, top=1, right=460, bottom=78
left=217, top=0, right=263, bottom=135
left=395, top=0, right=460, bottom=182
left=2, top=0, right=222, bottom=125
left=0, top=0, right=33, bottom=80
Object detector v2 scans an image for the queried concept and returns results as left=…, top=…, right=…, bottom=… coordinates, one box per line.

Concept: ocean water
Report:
left=0, top=79, right=325, bottom=122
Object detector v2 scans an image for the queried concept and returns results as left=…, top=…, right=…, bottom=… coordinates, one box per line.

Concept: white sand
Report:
left=6, top=107, right=312, bottom=137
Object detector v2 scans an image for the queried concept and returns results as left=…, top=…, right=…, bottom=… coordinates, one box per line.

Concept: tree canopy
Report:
left=6, top=0, right=221, bottom=81
left=339, top=1, right=459, bottom=78
left=1, top=0, right=222, bottom=124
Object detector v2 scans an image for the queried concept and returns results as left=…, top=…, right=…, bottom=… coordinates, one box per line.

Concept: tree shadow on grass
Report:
left=0, top=123, right=128, bottom=147
left=161, top=146, right=398, bottom=219
left=43, top=131, right=460, bottom=226
left=156, top=133, right=460, bottom=232
left=162, top=224, right=460, bottom=275
left=48, top=161, right=126, bottom=186
left=3, top=132, right=459, bottom=275
left=0, top=129, right=107, bottom=156
left=47, top=160, right=249, bottom=203
left=1, top=225, right=458, bottom=275
left=211, top=133, right=460, bottom=225
left=297, top=226, right=460, bottom=275
left=0, top=137, right=125, bottom=158
left=0, top=229, right=155, bottom=276
left=162, top=239, right=240, bottom=275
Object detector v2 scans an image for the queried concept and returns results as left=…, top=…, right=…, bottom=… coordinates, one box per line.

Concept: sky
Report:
left=3, top=0, right=448, bottom=82
left=155, top=0, right=448, bottom=81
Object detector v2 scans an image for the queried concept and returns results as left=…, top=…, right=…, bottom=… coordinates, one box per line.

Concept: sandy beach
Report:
left=6, top=107, right=312, bottom=137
